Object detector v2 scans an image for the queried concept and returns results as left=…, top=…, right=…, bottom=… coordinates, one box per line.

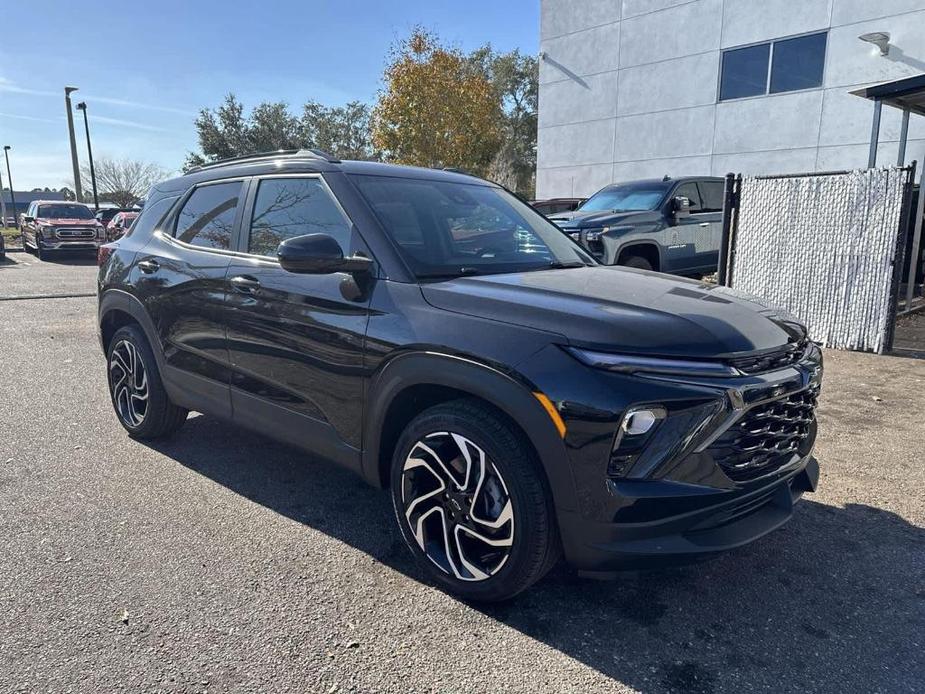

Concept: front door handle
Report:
left=230, top=275, right=261, bottom=294
left=138, top=259, right=160, bottom=274
left=699, top=222, right=711, bottom=227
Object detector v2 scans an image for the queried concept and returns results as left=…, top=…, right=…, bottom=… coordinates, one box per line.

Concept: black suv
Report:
left=98, top=151, right=821, bottom=601
left=550, top=176, right=725, bottom=275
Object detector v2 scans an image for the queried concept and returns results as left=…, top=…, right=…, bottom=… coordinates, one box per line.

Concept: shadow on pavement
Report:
left=149, top=414, right=925, bottom=694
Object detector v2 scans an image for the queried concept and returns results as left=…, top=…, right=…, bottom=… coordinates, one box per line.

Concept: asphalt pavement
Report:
left=1, top=251, right=923, bottom=693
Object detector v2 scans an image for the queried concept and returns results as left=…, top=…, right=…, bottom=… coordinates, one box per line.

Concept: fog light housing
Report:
left=608, top=406, right=667, bottom=477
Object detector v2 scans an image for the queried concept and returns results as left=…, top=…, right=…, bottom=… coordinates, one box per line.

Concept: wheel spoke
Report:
left=109, top=340, right=147, bottom=427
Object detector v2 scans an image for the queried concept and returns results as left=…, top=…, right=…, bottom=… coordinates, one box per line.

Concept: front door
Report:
left=224, top=174, right=372, bottom=468
left=134, top=179, right=246, bottom=418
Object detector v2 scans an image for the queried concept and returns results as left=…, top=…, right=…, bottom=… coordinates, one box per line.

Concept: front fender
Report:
left=361, top=350, right=578, bottom=514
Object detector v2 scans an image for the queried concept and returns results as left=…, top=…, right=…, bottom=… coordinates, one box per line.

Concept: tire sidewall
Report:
left=106, top=325, right=162, bottom=438
left=389, top=405, right=547, bottom=601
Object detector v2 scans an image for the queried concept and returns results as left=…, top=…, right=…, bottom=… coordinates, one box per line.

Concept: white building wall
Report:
left=537, top=0, right=925, bottom=198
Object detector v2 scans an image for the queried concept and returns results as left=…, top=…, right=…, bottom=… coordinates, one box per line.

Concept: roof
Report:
left=155, top=150, right=492, bottom=196
left=604, top=176, right=722, bottom=188
left=1, top=190, right=67, bottom=204
left=850, top=73, right=925, bottom=118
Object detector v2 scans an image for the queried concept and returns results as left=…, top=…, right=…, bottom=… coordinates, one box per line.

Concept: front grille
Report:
left=55, top=227, right=96, bottom=239
left=727, top=341, right=808, bottom=374
left=709, top=386, right=818, bottom=482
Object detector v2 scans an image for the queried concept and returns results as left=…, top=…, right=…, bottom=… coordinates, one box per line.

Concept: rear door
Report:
left=223, top=174, right=373, bottom=466
left=133, top=178, right=246, bottom=418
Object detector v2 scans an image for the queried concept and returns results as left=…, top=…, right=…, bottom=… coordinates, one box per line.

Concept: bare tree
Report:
left=79, top=158, right=168, bottom=207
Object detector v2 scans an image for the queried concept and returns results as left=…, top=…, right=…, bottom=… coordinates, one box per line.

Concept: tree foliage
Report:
left=80, top=157, right=167, bottom=207
left=372, top=29, right=503, bottom=177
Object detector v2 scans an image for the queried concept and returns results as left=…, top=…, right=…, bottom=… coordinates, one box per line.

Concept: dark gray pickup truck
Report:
left=548, top=176, right=725, bottom=276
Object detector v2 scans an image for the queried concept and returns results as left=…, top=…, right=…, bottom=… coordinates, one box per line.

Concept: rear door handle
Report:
left=230, top=275, right=261, bottom=294
left=137, top=259, right=160, bottom=274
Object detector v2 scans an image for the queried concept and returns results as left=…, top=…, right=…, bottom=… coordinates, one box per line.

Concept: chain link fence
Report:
left=721, top=166, right=916, bottom=353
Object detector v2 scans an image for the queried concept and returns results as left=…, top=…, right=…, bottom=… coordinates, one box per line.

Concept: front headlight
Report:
left=585, top=230, right=601, bottom=242
left=567, top=347, right=738, bottom=378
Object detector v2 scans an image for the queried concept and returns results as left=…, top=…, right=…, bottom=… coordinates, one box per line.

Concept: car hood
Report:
left=548, top=209, right=659, bottom=229
left=421, top=266, right=805, bottom=358
left=39, top=218, right=99, bottom=225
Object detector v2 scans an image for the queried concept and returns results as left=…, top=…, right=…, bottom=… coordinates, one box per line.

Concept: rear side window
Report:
left=125, top=196, right=178, bottom=239
left=174, top=181, right=242, bottom=250
left=698, top=181, right=725, bottom=213
left=247, top=177, right=351, bottom=257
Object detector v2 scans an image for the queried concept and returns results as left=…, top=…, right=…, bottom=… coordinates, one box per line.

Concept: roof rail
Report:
left=185, top=148, right=340, bottom=174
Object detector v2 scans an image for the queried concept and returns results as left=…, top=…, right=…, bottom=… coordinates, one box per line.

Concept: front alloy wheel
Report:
left=401, top=432, right=514, bottom=581
left=391, top=400, right=560, bottom=601
left=109, top=339, right=149, bottom=427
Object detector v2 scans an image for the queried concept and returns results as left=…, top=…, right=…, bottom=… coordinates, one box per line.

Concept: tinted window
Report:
left=770, top=33, right=827, bottom=94
left=698, top=181, right=725, bottom=212
left=351, top=175, right=594, bottom=278
left=673, top=183, right=702, bottom=212
left=126, top=196, right=178, bottom=239
left=248, top=177, right=351, bottom=257
left=174, top=181, right=241, bottom=250
left=37, top=203, right=95, bottom=219
left=720, top=43, right=769, bottom=100
left=579, top=185, right=668, bottom=212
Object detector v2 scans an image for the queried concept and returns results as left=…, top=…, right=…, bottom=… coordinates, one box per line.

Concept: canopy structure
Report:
left=852, top=73, right=925, bottom=313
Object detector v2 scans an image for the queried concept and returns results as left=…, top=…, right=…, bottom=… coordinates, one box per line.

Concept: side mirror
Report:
left=23, top=215, right=35, bottom=223
left=277, top=233, right=373, bottom=275
left=672, top=196, right=692, bottom=219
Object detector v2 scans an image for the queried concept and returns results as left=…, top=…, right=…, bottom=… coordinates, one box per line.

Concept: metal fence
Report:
left=718, top=165, right=917, bottom=353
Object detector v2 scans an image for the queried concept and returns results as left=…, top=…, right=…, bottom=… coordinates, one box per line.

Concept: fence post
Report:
left=718, top=172, right=737, bottom=286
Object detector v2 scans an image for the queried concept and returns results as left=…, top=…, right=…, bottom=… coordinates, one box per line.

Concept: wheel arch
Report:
left=362, top=351, right=578, bottom=513
left=615, top=241, right=661, bottom=271
left=98, top=289, right=164, bottom=371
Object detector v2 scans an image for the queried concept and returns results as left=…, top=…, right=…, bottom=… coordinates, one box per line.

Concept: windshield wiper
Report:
left=416, top=267, right=484, bottom=280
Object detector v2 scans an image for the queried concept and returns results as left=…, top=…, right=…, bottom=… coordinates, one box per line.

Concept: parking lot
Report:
left=1, top=251, right=923, bottom=693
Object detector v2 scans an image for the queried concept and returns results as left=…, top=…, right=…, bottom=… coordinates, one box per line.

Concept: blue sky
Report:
left=0, top=0, right=538, bottom=190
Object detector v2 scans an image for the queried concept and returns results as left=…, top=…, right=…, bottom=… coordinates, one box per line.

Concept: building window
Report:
left=719, top=31, right=827, bottom=101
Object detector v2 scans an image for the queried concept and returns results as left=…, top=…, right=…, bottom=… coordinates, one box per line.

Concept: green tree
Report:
left=372, top=29, right=503, bottom=176
left=300, top=100, right=377, bottom=160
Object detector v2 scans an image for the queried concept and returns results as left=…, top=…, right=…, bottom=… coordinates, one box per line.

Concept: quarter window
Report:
left=174, top=181, right=242, bottom=250
left=130, top=196, right=178, bottom=239
left=719, top=31, right=827, bottom=101
left=698, top=181, right=725, bottom=213
left=247, top=177, right=351, bottom=257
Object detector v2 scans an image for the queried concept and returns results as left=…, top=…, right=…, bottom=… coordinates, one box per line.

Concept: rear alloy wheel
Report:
left=391, top=400, right=560, bottom=601
left=106, top=324, right=187, bottom=439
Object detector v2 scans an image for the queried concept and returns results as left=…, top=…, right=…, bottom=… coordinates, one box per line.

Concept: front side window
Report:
left=578, top=185, right=668, bottom=213
left=37, top=203, right=95, bottom=219
left=673, top=183, right=702, bottom=212
left=248, top=177, right=351, bottom=257
left=720, top=31, right=826, bottom=101
left=174, top=181, right=242, bottom=250
left=351, top=175, right=595, bottom=278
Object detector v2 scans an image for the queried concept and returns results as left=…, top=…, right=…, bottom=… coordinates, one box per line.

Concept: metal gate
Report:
left=718, top=165, right=918, bottom=353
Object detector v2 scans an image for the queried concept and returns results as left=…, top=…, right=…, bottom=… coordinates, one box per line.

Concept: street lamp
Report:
left=65, top=86, right=83, bottom=201
left=3, top=146, right=16, bottom=226
left=76, top=102, right=99, bottom=211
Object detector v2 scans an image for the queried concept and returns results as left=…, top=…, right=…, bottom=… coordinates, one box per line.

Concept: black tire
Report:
left=106, top=324, right=188, bottom=439
left=390, top=399, right=560, bottom=601
left=35, top=239, right=47, bottom=261
left=21, top=233, right=32, bottom=254
left=620, top=254, right=653, bottom=271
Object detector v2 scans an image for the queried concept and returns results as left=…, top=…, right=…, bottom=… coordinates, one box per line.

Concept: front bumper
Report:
left=38, top=238, right=102, bottom=251
left=559, top=455, right=818, bottom=573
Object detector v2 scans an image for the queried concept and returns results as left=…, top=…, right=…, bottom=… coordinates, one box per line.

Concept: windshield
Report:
left=351, top=175, right=596, bottom=279
left=578, top=185, right=667, bottom=212
left=38, top=204, right=94, bottom=219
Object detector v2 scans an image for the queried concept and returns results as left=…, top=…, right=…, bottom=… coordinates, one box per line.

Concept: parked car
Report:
left=531, top=198, right=584, bottom=216
left=549, top=176, right=725, bottom=275
left=0, top=230, right=5, bottom=259
left=106, top=211, right=139, bottom=241
left=95, top=207, right=138, bottom=229
left=98, top=151, right=821, bottom=601
left=21, top=201, right=105, bottom=260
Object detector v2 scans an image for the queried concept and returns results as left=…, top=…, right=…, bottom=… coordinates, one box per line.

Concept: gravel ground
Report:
left=0, top=257, right=923, bottom=693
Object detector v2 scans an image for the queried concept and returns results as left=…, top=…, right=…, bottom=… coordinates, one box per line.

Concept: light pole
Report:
left=3, top=146, right=16, bottom=226
left=65, top=86, right=83, bottom=202
left=76, top=102, right=99, bottom=211
left=0, top=162, right=6, bottom=228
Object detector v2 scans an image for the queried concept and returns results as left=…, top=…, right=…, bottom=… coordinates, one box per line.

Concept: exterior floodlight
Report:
left=859, top=31, right=891, bottom=56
